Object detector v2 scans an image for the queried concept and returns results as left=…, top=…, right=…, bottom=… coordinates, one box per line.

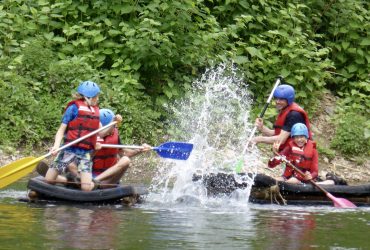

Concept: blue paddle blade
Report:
left=153, top=142, right=193, bottom=160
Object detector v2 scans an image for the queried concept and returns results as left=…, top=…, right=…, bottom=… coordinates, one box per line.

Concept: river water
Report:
left=1, top=181, right=370, bottom=249
left=1, top=66, right=369, bottom=249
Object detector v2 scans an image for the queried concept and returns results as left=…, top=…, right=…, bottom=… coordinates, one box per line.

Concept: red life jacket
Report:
left=283, top=140, right=316, bottom=181
left=64, top=99, right=100, bottom=150
left=93, top=128, right=120, bottom=175
left=273, top=102, right=312, bottom=151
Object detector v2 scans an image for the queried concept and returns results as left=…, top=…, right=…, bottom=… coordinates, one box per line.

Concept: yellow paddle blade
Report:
left=0, top=156, right=45, bottom=189
left=0, top=157, right=37, bottom=178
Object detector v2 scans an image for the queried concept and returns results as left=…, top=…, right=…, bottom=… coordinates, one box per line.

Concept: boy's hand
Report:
left=49, top=145, right=59, bottom=156
left=95, top=142, right=102, bottom=150
left=304, top=172, right=313, bottom=181
left=141, top=143, right=152, bottom=152
left=255, top=118, right=264, bottom=131
left=114, top=114, right=123, bottom=123
left=272, top=141, right=281, bottom=153
left=251, top=136, right=261, bottom=144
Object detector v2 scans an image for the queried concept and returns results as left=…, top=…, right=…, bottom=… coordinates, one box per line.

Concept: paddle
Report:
left=101, top=141, right=194, bottom=160
left=0, top=121, right=117, bottom=189
left=235, top=76, right=283, bottom=173
left=274, top=152, right=357, bottom=208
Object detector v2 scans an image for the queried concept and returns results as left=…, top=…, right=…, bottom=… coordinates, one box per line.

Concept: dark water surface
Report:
left=0, top=180, right=369, bottom=250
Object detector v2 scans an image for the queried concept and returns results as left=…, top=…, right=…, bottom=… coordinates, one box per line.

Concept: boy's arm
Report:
left=50, top=104, right=76, bottom=155
left=252, top=130, right=290, bottom=145
left=50, top=123, right=67, bottom=154
left=122, top=144, right=152, bottom=157
left=310, top=149, right=319, bottom=179
left=255, top=118, right=275, bottom=136
left=268, top=145, right=290, bottom=168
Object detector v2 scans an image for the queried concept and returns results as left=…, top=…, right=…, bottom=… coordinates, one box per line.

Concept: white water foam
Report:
left=147, top=64, right=262, bottom=208
left=0, top=189, right=27, bottom=200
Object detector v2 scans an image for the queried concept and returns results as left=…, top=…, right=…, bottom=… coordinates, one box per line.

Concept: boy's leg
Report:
left=80, top=172, right=94, bottom=191
left=94, top=156, right=131, bottom=185
left=275, top=176, right=285, bottom=182
left=37, top=161, right=69, bottom=184
left=44, top=151, right=74, bottom=184
left=44, top=168, right=60, bottom=184
left=77, top=152, right=95, bottom=191
left=316, top=180, right=335, bottom=185
left=285, top=177, right=301, bottom=184
left=44, top=169, right=68, bottom=184
left=67, top=163, right=79, bottom=177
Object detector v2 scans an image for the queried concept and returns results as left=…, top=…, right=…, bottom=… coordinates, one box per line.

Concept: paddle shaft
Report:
left=101, top=144, right=152, bottom=150
left=0, top=121, right=117, bottom=181
left=277, top=154, right=329, bottom=195
left=100, top=142, right=193, bottom=160
left=45, top=121, right=118, bottom=158
left=242, top=76, right=282, bottom=154
left=234, top=77, right=283, bottom=173
left=273, top=150, right=357, bottom=208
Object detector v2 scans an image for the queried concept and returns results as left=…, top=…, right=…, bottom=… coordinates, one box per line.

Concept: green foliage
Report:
left=0, top=69, right=60, bottom=148
left=0, top=0, right=368, bottom=157
left=331, top=112, right=370, bottom=157
left=317, top=145, right=336, bottom=162
left=1, top=0, right=228, bottom=103
left=308, top=0, right=370, bottom=114
left=208, top=1, right=333, bottom=109
left=98, top=72, right=162, bottom=145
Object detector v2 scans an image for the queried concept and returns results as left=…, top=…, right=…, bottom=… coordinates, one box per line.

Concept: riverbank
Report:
left=0, top=94, right=368, bottom=185
left=0, top=143, right=368, bottom=186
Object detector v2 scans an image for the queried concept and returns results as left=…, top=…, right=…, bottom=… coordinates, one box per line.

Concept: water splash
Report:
left=147, top=64, right=261, bottom=207
left=0, top=189, right=27, bottom=201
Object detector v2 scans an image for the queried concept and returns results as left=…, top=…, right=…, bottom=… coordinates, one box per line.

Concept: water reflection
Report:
left=141, top=200, right=258, bottom=249
left=252, top=210, right=316, bottom=249
left=1, top=198, right=370, bottom=249
left=42, top=206, right=120, bottom=249
left=0, top=203, right=44, bottom=250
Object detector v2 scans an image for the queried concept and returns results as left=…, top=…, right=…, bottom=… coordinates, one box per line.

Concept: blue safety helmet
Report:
left=273, top=84, right=295, bottom=105
left=77, top=81, right=100, bottom=98
left=100, top=108, right=114, bottom=126
left=291, top=123, right=309, bottom=138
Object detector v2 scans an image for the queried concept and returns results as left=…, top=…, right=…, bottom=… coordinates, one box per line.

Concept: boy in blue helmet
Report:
left=92, top=109, right=151, bottom=188
left=268, top=123, right=318, bottom=184
left=268, top=123, right=346, bottom=185
left=252, top=84, right=312, bottom=152
left=44, top=81, right=103, bottom=191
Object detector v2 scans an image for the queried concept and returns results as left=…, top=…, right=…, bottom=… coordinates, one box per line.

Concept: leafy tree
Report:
left=0, top=0, right=368, bottom=156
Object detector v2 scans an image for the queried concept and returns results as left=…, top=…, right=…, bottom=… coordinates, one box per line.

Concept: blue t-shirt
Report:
left=62, top=104, right=78, bottom=124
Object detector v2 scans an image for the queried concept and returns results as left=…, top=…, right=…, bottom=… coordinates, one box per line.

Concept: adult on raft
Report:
left=251, top=84, right=312, bottom=151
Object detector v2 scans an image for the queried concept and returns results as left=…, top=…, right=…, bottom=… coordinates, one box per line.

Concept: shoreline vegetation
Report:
left=0, top=1, right=368, bottom=184
left=0, top=94, right=368, bottom=185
